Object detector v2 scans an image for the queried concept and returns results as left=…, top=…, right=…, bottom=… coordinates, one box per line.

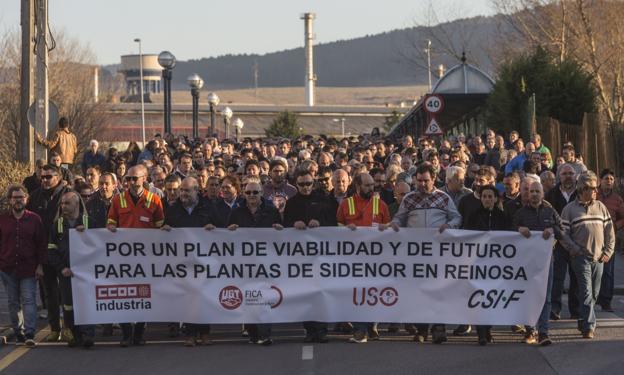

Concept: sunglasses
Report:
left=297, top=181, right=314, bottom=187
left=244, top=190, right=261, bottom=195
left=124, top=175, right=143, bottom=182
left=41, top=175, right=57, bottom=180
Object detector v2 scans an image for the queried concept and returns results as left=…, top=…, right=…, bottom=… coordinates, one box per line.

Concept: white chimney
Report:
left=301, top=12, right=316, bottom=107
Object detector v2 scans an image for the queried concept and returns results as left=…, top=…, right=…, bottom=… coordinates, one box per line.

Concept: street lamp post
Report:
left=133, top=38, right=146, bottom=145
left=187, top=73, right=204, bottom=140
left=158, top=51, right=176, bottom=135
left=333, top=118, right=346, bottom=138
left=222, top=107, right=233, bottom=140
left=207, top=92, right=220, bottom=137
left=233, top=118, right=244, bottom=143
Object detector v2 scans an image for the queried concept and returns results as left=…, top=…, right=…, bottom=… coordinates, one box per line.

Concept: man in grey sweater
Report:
left=560, top=171, right=615, bottom=339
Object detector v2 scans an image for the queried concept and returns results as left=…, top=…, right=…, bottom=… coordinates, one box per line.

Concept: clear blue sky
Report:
left=1, top=0, right=495, bottom=65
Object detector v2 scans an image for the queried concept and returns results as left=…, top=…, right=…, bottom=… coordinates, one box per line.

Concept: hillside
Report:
left=105, top=15, right=506, bottom=90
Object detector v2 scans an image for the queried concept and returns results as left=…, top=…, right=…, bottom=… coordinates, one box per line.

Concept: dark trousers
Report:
left=303, top=321, right=328, bottom=337
left=121, top=323, right=145, bottom=340
left=42, top=264, right=61, bottom=331
left=551, top=246, right=579, bottom=316
left=57, top=268, right=94, bottom=340
left=185, top=324, right=211, bottom=336
left=597, top=254, right=615, bottom=305
left=247, top=324, right=271, bottom=341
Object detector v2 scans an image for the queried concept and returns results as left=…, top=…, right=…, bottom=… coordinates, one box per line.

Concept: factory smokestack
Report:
left=301, top=12, right=316, bottom=107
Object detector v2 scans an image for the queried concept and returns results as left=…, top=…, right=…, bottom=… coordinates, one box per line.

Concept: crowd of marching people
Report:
left=0, top=117, right=620, bottom=348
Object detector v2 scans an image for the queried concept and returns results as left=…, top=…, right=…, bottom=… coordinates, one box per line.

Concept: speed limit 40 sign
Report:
left=424, top=94, right=444, bottom=114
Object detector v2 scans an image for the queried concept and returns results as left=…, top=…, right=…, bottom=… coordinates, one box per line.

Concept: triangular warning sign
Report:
left=425, top=118, right=443, bottom=135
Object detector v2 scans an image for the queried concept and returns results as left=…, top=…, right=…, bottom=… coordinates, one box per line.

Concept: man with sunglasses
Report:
left=228, top=181, right=283, bottom=345
left=560, top=171, right=615, bottom=339
left=26, top=164, right=72, bottom=343
left=0, top=185, right=46, bottom=347
left=283, top=170, right=337, bottom=343
left=107, top=165, right=165, bottom=347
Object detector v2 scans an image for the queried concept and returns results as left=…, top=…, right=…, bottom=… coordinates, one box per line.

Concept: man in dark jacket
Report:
left=26, top=164, right=72, bottom=342
left=283, top=170, right=336, bottom=343
left=22, top=159, right=45, bottom=194
left=544, top=163, right=579, bottom=320
left=228, top=180, right=283, bottom=346
left=514, top=181, right=563, bottom=346
left=162, top=177, right=218, bottom=346
left=48, top=191, right=96, bottom=348
left=86, top=173, right=117, bottom=228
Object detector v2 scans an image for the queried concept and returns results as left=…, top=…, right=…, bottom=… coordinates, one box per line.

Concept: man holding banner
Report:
left=337, top=172, right=391, bottom=344
left=382, top=163, right=461, bottom=344
left=107, top=165, right=165, bottom=347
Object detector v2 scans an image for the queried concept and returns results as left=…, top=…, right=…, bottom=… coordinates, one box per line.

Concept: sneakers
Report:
left=256, top=338, right=273, bottom=346
left=198, top=334, right=213, bottom=346
left=511, top=325, right=526, bottom=334
left=453, top=325, right=472, bottom=336
left=582, top=330, right=594, bottom=339
left=44, top=331, right=60, bottom=342
left=413, top=334, right=426, bottom=343
left=15, top=334, right=26, bottom=346
left=348, top=332, right=368, bottom=344
left=538, top=333, right=552, bottom=346
left=524, top=331, right=538, bottom=345
left=368, top=326, right=380, bottom=341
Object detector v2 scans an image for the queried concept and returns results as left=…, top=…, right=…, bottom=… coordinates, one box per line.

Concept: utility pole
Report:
left=34, top=0, right=49, bottom=162
left=18, top=0, right=35, bottom=168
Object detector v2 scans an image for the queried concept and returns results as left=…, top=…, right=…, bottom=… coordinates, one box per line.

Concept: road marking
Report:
left=0, top=328, right=49, bottom=373
left=302, top=345, right=314, bottom=360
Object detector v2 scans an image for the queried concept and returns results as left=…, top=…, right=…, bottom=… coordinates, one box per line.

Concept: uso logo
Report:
left=96, top=284, right=151, bottom=300
left=219, top=286, right=243, bottom=310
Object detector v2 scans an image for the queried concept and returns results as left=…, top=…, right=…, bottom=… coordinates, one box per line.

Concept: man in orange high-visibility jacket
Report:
left=337, top=173, right=391, bottom=228
left=336, top=173, right=390, bottom=344
left=107, top=165, right=164, bottom=347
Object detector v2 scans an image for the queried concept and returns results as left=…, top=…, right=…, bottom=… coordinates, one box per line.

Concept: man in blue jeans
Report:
left=561, top=171, right=615, bottom=339
left=514, top=181, right=563, bottom=346
left=0, top=184, right=46, bottom=347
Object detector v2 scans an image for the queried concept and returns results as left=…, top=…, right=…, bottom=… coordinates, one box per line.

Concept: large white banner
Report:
left=70, top=227, right=553, bottom=325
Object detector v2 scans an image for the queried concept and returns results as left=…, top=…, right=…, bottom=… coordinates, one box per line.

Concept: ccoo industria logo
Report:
left=95, top=284, right=152, bottom=311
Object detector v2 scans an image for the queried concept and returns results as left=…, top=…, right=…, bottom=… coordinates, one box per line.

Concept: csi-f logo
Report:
left=468, top=289, right=524, bottom=309
left=219, top=286, right=243, bottom=310
left=353, top=287, right=399, bottom=307
left=96, top=284, right=151, bottom=300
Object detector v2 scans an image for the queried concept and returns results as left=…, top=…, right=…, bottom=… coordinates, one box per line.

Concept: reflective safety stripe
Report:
left=119, top=193, right=127, bottom=208
left=57, top=217, right=64, bottom=234
left=62, top=305, right=73, bottom=311
left=145, top=192, right=153, bottom=208
left=82, top=214, right=89, bottom=229
left=372, top=196, right=379, bottom=216
left=47, top=244, right=58, bottom=249
left=347, top=197, right=355, bottom=216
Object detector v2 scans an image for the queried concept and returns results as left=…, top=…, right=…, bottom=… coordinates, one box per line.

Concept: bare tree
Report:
left=0, top=29, right=111, bottom=165
left=493, top=0, right=624, bottom=127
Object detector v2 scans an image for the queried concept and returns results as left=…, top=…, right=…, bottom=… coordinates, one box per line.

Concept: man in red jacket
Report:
left=0, top=184, right=46, bottom=347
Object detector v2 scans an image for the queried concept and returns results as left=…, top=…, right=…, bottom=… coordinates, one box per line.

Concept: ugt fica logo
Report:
left=218, top=285, right=283, bottom=310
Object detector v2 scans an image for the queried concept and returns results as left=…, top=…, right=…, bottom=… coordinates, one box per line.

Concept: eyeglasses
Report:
left=124, top=175, right=143, bottom=182
left=244, top=190, right=261, bottom=195
left=297, top=181, right=314, bottom=187
left=41, top=174, right=57, bottom=180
